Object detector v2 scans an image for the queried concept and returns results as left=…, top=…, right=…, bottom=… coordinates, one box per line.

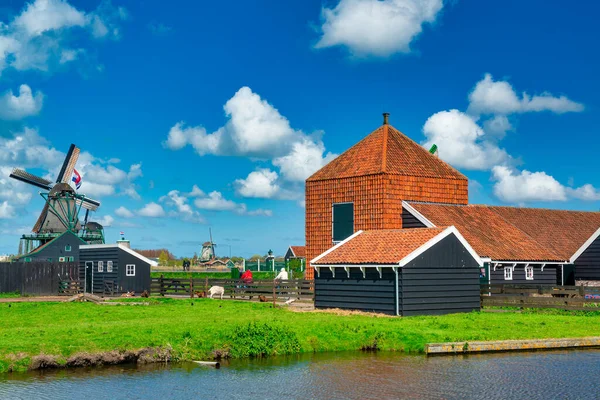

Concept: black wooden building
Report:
left=79, top=244, right=156, bottom=295
left=311, top=226, right=482, bottom=316
left=16, top=231, right=86, bottom=263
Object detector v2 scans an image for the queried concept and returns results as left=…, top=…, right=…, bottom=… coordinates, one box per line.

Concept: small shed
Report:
left=284, top=245, right=306, bottom=261
left=311, top=226, right=482, bottom=316
left=17, top=231, right=86, bottom=263
left=79, top=244, right=157, bottom=295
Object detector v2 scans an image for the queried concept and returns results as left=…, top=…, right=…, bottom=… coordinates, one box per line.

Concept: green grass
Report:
left=0, top=291, right=21, bottom=298
left=2, top=300, right=600, bottom=373
left=151, top=271, right=276, bottom=280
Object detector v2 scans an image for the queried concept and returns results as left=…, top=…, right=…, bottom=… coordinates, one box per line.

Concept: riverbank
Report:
left=2, top=298, right=600, bottom=373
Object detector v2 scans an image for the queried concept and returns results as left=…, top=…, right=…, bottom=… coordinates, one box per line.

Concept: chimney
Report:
left=383, top=112, right=390, bottom=125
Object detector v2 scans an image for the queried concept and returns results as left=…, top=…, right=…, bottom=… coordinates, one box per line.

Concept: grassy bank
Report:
left=150, top=271, right=276, bottom=280
left=2, top=299, right=600, bottom=373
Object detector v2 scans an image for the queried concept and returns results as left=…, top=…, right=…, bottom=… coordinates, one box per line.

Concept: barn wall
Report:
left=490, top=265, right=557, bottom=285
left=80, top=247, right=119, bottom=294
left=119, top=248, right=151, bottom=293
left=314, top=267, right=398, bottom=314
left=401, top=235, right=480, bottom=316
left=574, top=236, right=600, bottom=280
left=27, top=231, right=83, bottom=262
left=401, top=207, right=427, bottom=229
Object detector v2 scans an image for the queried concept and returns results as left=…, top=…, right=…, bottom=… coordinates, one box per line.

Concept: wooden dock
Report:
left=426, top=337, right=600, bottom=354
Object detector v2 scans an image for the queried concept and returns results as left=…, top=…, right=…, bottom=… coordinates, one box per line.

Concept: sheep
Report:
left=208, top=286, right=225, bottom=300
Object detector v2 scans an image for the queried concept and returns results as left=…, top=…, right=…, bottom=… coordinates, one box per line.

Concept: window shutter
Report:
left=333, top=203, right=354, bottom=242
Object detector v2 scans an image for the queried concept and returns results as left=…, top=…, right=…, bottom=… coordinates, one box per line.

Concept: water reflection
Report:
left=1, top=350, right=599, bottom=399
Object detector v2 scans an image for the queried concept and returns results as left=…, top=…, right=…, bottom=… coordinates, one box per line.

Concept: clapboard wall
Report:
left=574, top=236, right=600, bottom=280
left=401, top=207, right=427, bottom=229
left=490, top=265, right=557, bottom=285
left=0, top=262, right=79, bottom=295
left=400, top=234, right=480, bottom=316
left=315, top=268, right=398, bottom=314
left=79, top=247, right=119, bottom=294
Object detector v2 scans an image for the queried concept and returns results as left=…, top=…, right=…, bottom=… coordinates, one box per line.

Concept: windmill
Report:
left=9, top=143, right=104, bottom=255
left=199, top=228, right=216, bottom=262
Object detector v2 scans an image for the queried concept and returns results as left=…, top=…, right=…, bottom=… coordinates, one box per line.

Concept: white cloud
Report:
left=80, top=182, right=115, bottom=197
left=468, top=73, right=584, bottom=116
left=422, top=109, right=510, bottom=170
left=188, top=184, right=204, bottom=197
left=137, top=202, right=165, bottom=218
left=491, top=166, right=567, bottom=203
left=0, top=85, right=44, bottom=120
left=567, top=184, right=600, bottom=201
left=76, top=152, right=142, bottom=199
left=273, top=138, right=337, bottom=182
left=194, top=191, right=238, bottom=211
left=315, top=0, right=443, bottom=57
left=235, top=169, right=280, bottom=198
left=94, top=214, right=114, bottom=227
left=0, top=201, right=16, bottom=219
left=0, top=0, right=128, bottom=75
left=114, top=206, right=134, bottom=218
left=160, top=189, right=205, bottom=223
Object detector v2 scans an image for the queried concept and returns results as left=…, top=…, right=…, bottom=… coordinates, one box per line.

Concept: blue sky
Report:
left=0, top=0, right=599, bottom=258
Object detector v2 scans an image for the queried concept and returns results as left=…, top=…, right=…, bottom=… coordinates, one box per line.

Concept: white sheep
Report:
left=208, top=285, right=225, bottom=300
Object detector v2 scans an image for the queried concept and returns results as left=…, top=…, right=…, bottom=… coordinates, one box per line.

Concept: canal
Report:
left=1, top=350, right=599, bottom=399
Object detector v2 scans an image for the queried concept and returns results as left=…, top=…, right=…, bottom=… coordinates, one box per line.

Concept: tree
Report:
left=249, top=254, right=262, bottom=261
left=158, top=251, right=169, bottom=266
left=192, top=252, right=198, bottom=266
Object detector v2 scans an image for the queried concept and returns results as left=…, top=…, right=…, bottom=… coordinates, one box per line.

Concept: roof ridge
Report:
left=484, top=205, right=565, bottom=261
left=381, top=124, right=388, bottom=173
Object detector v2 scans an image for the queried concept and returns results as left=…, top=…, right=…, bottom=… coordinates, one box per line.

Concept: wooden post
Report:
left=160, top=274, right=164, bottom=296
left=205, top=277, right=209, bottom=293
left=579, top=285, right=585, bottom=297
left=190, top=277, right=193, bottom=298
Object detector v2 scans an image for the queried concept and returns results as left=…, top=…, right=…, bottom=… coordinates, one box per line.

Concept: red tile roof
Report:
left=487, top=206, right=600, bottom=260
left=312, top=228, right=447, bottom=265
left=407, top=202, right=563, bottom=262
left=307, top=124, right=467, bottom=181
left=289, top=245, right=306, bottom=258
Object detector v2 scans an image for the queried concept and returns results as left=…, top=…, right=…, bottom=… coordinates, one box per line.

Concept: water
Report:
left=1, top=350, right=599, bottom=399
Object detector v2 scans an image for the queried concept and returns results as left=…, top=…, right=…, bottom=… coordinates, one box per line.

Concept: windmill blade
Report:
left=56, top=144, right=80, bottom=184
left=75, top=196, right=101, bottom=211
left=32, top=202, right=50, bottom=233
left=9, top=168, right=53, bottom=190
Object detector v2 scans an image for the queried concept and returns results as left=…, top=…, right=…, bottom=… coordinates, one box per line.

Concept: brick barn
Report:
left=306, top=114, right=600, bottom=315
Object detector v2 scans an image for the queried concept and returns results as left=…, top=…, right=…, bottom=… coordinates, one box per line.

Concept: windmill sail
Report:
left=9, top=168, right=52, bottom=191
left=56, top=144, right=80, bottom=183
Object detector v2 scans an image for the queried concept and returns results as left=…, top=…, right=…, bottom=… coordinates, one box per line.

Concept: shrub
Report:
left=224, top=322, right=300, bottom=358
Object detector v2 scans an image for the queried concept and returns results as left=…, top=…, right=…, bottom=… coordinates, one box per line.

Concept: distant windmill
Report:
left=199, top=228, right=217, bottom=262
left=9, top=143, right=104, bottom=254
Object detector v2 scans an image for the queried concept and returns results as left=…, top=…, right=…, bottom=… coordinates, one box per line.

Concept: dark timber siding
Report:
left=401, top=234, right=480, bottom=316
left=315, top=267, right=398, bottom=314
left=0, top=262, right=78, bottom=295
left=80, top=247, right=119, bottom=294
left=401, top=207, right=427, bottom=229
left=574, top=236, right=600, bottom=280
left=27, top=231, right=83, bottom=262
left=490, top=264, right=557, bottom=285
left=118, top=248, right=151, bottom=293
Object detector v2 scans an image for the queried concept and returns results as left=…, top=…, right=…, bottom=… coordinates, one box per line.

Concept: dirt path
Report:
left=0, top=296, right=67, bottom=303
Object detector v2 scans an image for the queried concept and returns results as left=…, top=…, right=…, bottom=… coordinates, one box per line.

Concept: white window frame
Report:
left=126, top=264, right=135, bottom=276
left=504, top=267, right=513, bottom=280
left=107, top=261, right=113, bottom=273
left=58, top=256, right=66, bottom=262
left=65, top=245, right=71, bottom=252
left=525, top=265, right=534, bottom=280
left=98, top=261, right=104, bottom=273
left=332, top=202, right=354, bottom=244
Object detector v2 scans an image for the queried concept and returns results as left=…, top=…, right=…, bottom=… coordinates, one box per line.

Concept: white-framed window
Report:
left=107, top=261, right=113, bottom=273
left=65, top=245, right=71, bottom=252
left=68, top=256, right=74, bottom=262
left=525, top=265, right=534, bottom=280
left=504, top=267, right=513, bottom=280
left=58, top=256, right=66, bottom=262
left=98, top=261, right=104, bottom=272
left=126, top=264, right=135, bottom=276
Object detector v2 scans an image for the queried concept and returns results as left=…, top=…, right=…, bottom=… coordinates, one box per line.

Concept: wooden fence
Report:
left=0, top=262, right=79, bottom=296
left=481, top=284, right=600, bottom=311
left=151, top=276, right=314, bottom=303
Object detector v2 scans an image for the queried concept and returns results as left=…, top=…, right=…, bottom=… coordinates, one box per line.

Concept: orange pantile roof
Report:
left=312, top=228, right=447, bottom=265
left=307, top=124, right=467, bottom=181
left=407, top=202, right=563, bottom=262
left=487, top=206, right=600, bottom=260
left=289, top=245, right=306, bottom=258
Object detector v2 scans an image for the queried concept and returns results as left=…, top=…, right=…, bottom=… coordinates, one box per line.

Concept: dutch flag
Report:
left=72, top=169, right=82, bottom=190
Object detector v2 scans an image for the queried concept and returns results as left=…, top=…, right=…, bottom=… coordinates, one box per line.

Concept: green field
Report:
left=2, top=298, right=600, bottom=373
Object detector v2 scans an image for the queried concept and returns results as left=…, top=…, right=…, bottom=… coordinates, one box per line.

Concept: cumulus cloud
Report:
left=273, top=138, right=337, bottom=182
left=137, top=202, right=165, bottom=218
left=315, top=0, right=443, bottom=57
left=235, top=169, right=280, bottom=199
left=114, top=206, right=134, bottom=218
left=194, top=191, right=239, bottom=212
left=188, top=185, right=204, bottom=197
left=76, top=152, right=142, bottom=199
left=0, top=201, right=16, bottom=219
left=422, top=109, right=510, bottom=170
left=491, top=166, right=567, bottom=203
left=159, top=189, right=205, bottom=223
left=468, top=73, right=584, bottom=116
left=94, top=214, right=114, bottom=227
left=567, top=184, right=600, bottom=201
left=0, top=0, right=128, bottom=75
left=0, top=85, right=44, bottom=120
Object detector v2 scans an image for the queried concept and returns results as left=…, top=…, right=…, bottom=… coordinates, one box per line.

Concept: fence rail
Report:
left=481, top=284, right=600, bottom=311
left=151, top=276, right=314, bottom=303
